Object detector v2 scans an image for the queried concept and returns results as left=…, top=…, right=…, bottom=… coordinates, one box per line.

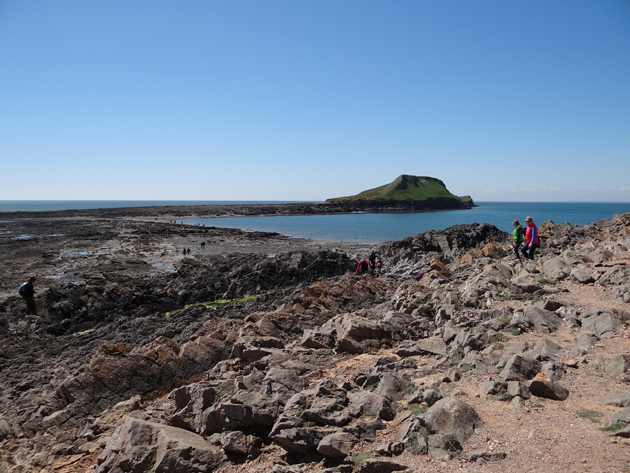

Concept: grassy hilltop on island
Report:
left=326, top=174, right=475, bottom=208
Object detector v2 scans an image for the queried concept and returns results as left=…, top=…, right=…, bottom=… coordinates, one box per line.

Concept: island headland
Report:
left=1, top=205, right=629, bottom=473
left=0, top=175, right=474, bottom=221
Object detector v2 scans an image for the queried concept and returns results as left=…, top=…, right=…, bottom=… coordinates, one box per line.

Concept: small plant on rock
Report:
left=450, top=354, right=462, bottom=366
left=354, top=451, right=374, bottom=464
left=502, top=327, right=520, bottom=336
left=538, top=278, right=556, bottom=285
left=409, top=403, right=427, bottom=417
left=500, top=393, right=514, bottom=402
left=407, top=385, right=418, bottom=393
left=490, top=333, right=508, bottom=343
left=601, top=422, right=626, bottom=432
left=407, top=431, right=428, bottom=455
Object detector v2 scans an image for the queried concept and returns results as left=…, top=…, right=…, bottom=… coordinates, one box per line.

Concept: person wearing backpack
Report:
left=521, top=216, right=540, bottom=260
left=511, top=220, right=525, bottom=261
left=19, top=276, right=37, bottom=315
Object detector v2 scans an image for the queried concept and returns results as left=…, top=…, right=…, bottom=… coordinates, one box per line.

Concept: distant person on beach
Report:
left=369, top=251, right=377, bottom=272
left=355, top=258, right=370, bottom=274
left=511, top=220, right=525, bottom=261
left=187, top=248, right=191, bottom=255
left=375, top=257, right=382, bottom=274
left=201, top=241, right=205, bottom=249
left=182, top=248, right=186, bottom=256
left=19, top=276, right=37, bottom=315
left=521, top=216, right=540, bottom=260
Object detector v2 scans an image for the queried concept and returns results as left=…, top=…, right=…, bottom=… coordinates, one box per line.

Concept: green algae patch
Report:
left=164, top=293, right=263, bottom=317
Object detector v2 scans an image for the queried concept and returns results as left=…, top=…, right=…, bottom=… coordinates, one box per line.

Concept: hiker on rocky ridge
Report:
left=369, top=251, right=377, bottom=272
left=355, top=258, right=370, bottom=274
left=511, top=220, right=525, bottom=261
left=19, top=276, right=37, bottom=315
left=521, top=216, right=540, bottom=260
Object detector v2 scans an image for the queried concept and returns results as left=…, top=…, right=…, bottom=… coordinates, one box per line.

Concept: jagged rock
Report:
left=542, top=258, right=570, bottom=281
left=428, top=433, right=462, bottom=461
left=95, top=417, right=226, bottom=473
left=601, top=392, right=630, bottom=407
left=394, top=337, right=447, bottom=357
left=611, top=425, right=630, bottom=438
left=373, top=373, right=410, bottom=402
left=498, top=355, right=541, bottom=382
left=528, top=338, right=564, bottom=361
left=574, top=333, right=599, bottom=351
left=570, top=268, right=595, bottom=284
left=468, top=451, right=507, bottom=463
left=604, top=355, right=630, bottom=378
left=342, top=419, right=386, bottom=440
left=507, top=381, right=531, bottom=399
left=423, top=397, right=483, bottom=444
left=541, top=361, right=566, bottom=381
left=348, top=391, right=396, bottom=421
left=357, top=458, right=409, bottom=473
left=317, top=432, right=357, bottom=458
left=529, top=378, right=569, bottom=401
left=581, top=313, right=623, bottom=338
left=273, top=427, right=325, bottom=454
left=0, top=419, right=10, bottom=441
left=512, top=275, right=541, bottom=294
left=524, top=306, right=564, bottom=334
left=611, top=407, right=630, bottom=425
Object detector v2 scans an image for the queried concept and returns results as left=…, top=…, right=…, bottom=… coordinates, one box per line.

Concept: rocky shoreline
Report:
left=1, top=210, right=629, bottom=473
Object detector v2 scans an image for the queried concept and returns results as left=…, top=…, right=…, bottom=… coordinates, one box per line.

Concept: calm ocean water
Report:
left=183, top=202, right=630, bottom=243
left=2, top=201, right=629, bottom=243
left=0, top=200, right=296, bottom=212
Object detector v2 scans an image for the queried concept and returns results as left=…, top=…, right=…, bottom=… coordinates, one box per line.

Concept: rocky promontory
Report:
left=1, top=210, right=629, bottom=473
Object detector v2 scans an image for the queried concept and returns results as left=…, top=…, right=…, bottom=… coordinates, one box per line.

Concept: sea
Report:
left=2, top=200, right=629, bottom=244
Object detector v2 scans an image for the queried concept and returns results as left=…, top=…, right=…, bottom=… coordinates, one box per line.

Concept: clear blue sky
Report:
left=1, top=1, right=629, bottom=202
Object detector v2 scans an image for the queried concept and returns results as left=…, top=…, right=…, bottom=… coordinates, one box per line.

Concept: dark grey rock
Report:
left=272, top=427, right=325, bottom=454
left=529, top=379, right=569, bottom=401
left=468, top=451, right=507, bottom=462
left=374, top=373, right=410, bottom=402
left=498, top=355, right=541, bottom=382
left=541, top=362, right=566, bottom=381
left=317, top=432, right=357, bottom=458
left=357, top=457, right=409, bottom=473
left=524, top=306, right=564, bottom=334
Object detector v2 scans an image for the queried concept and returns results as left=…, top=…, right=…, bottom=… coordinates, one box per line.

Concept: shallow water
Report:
left=183, top=202, right=630, bottom=243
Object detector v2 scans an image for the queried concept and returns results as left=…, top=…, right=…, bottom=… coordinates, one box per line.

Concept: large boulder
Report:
left=95, top=417, right=226, bottom=473
left=423, top=397, right=484, bottom=445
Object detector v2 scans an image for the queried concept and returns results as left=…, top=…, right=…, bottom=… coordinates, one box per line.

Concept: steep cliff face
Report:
left=326, top=174, right=475, bottom=209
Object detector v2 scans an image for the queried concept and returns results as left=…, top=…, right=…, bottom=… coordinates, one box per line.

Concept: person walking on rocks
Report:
left=521, top=216, right=540, bottom=260
left=19, top=276, right=37, bottom=315
left=369, top=251, right=377, bottom=272
left=511, top=220, right=525, bottom=261
left=355, top=258, right=370, bottom=274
